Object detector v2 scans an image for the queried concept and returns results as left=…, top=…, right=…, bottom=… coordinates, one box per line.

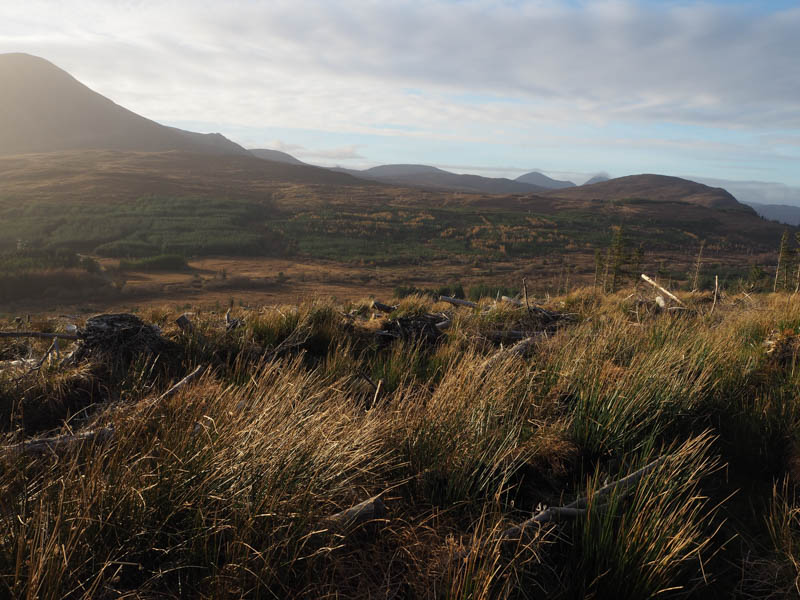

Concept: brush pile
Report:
left=71, top=313, right=176, bottom=363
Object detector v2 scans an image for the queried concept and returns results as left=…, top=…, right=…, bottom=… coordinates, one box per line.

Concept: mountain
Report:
left=546, top=174, right=749, bottom=211
left=744, top=202, right=800, bottom=226
left=584, top=174, right=610, bottom=185
left=333, top=163, right=547, bottom=194
left=515, top=171, right=575, bottom=189
left=0, top=149, right=368, bottom=205
left=0, top=53, right=248, bottom=156
left=249, top=148, right=307, bottom=165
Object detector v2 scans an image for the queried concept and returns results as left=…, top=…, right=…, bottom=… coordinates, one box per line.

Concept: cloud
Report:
left=1, top=1, right=799, bottom=184
left=2, top=0, right=798, bottom=129
left=298, top=145, right=365, bottom=161
left=267, top=141, right=364, bottom=162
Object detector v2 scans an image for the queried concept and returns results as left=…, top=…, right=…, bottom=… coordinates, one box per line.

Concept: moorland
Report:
left=4, top=51, right=800, bottom=599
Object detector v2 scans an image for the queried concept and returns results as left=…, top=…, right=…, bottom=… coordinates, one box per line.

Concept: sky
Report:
left=1, top=0, right=799, bottom=192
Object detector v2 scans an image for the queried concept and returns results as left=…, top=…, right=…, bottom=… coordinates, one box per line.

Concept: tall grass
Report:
left=3, top=290, right=800, bottom=596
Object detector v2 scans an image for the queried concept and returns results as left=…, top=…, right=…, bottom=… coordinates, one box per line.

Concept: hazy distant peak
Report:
left=584, top=173, right=610, bottom=185
left=362, top=164, right=446, bottom=177
left=0, top=52, right=249, bottom=156
left=515, top=170, right=575, bottom=189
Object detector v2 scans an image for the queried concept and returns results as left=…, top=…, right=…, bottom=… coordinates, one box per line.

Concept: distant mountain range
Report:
left=0, top=52, right=768, bottom=220
left=328, top=164, right=550, bottom=194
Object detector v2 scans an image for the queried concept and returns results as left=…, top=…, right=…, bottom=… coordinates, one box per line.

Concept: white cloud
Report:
left=1, top=1, right=799, bottom=184
left=2, top=0, right=798, bottom=130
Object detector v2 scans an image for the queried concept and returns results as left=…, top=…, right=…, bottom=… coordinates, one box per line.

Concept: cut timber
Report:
left=371, top=300, right=397, bottom=314
left=10, top=427, right=115, bottom=455
left=439, top=296, right=478, bottom=308
left=321, top=495, right=387, bottom=531
left=487, top=330, right=528, bottom=343
left=72, top=313, right=177, bottom=363
left=4, top=366, right=204, bottom=455
left=640, top=274, right=686, bottom=307
left=710, top=275, right=719, bottom=316
left=0, top=331, right=79, bottom=340
left=508, top=336, right=538, bottom=356
left=501, top=296, right=523, bottom=307
left=500, top=455, right=667, bottom=540
left=176, top=314, right=194, bottom=332
left=145, top=365, right=204, bottom=408
left=482, top=335, right=540, bottom=368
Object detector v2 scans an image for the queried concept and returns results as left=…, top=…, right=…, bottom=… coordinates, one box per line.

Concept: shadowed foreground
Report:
left=2, top=288, right=800, bottom=598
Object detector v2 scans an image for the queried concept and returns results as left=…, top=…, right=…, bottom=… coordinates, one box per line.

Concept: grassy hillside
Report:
left=0, top=152, right=790, bottom=261
left=0, top=150, right=793, bottom=310
left=3, top=290, right=800, bottom=597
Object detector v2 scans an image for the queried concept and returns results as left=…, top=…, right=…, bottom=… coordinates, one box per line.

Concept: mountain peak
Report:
left=0, top=53, right=248, bottom=156
left=547, top=173, right=748, bottom=211
left=515, top=170, right=575, bottom=189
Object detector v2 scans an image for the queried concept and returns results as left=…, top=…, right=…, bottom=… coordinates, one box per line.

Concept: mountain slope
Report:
left=0, top=53, right=248, bottom=156
left=249, top=149, right=307, bottom=165
left=0, top=150, right=369, bottom=205
left=546, top=174, right=748, bottom=211
left=515, top=171, right=575, bottom=189
left=334, top=163, right=547, bottom=194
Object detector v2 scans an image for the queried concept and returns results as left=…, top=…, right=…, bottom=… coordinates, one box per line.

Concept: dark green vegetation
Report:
left=3, top=290, right=800, bottom=598
left=0, top=197, right=281, bottom=258
left=0, top=249, right=111, bottom=304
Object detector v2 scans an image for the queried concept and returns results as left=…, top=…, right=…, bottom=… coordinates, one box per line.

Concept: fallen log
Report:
left=175, top=313, right=194, bottom=333
left=486, top=330, right=528, bottom=343
left=144, top=365, right=204, bottom=408
left=0, top=331, right=79, bottom=341
left=482, top=335, right=540, bottom=368
left=321, top=495, right=387, bottom=531
left=501, top=296, right=523, bottom=307
left=371, top=300, right=397, bottom=314
left=4, top=366, right=205, bottom=455
left=439, top=296, right=478, bottom=309
left=640, top=274, right=686, bottom=307
left=499, top=455, right=667, bottom=540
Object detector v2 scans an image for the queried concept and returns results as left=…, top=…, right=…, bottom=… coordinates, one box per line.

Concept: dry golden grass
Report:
left=3, top=289, right=800, bottom=597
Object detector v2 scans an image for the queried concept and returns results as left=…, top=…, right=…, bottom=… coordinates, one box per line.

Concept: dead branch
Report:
left=435, top=319, right=451, bottom=330
left=321, top=495, right=387, bottom=531
left=0, top=331, right=79, bottom=341
left=9, top=427, right=115, bottom=455
left=710, top=275, right=719, bottom=316
left=500, top=455, right=667, bottom=540
left=145, top=365, right=204, bottom=408
left=371, top=300, right=397, bottom=314
left=5, top=366, right=205, bottom=456
left=439, top=296, right=478, bottom=309
left=482, top=335, right=541, bottom=368
left=486, top=330, right=528, bottom=343
left=501, top=296, right=523, bottom=307
left=640, top=274, right=686, bottom=307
